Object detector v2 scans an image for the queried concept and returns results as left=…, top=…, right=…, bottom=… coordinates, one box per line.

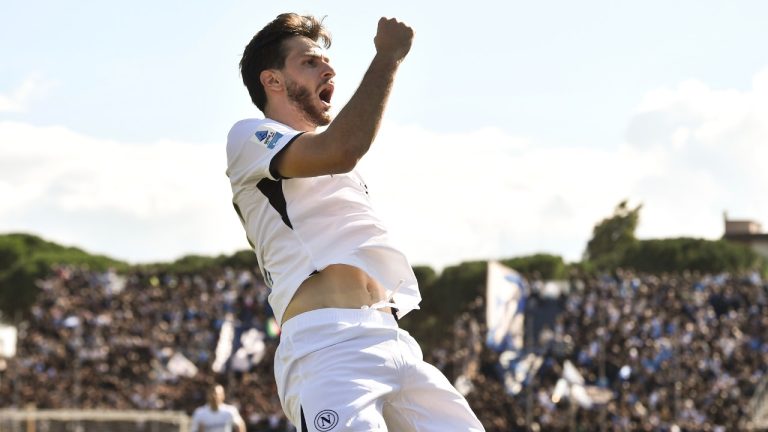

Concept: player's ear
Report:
left=261, top=70, right=284, bottom=92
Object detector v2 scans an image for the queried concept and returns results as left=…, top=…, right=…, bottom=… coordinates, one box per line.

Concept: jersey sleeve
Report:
left=227, top=119, right=304, bottom=185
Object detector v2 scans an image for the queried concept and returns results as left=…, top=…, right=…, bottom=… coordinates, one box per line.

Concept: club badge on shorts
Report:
left=314, top=409, right=339, bottom=431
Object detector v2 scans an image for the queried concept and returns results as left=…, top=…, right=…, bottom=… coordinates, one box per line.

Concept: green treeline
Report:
left=1, top=201, right=765, bottom=322
left=0, top=233, right=127, bottom=320
left=585, top=201, right=764, bottom=274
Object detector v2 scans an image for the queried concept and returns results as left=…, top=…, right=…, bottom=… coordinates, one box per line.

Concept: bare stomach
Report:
left=281, top=264, right=391, bottom=325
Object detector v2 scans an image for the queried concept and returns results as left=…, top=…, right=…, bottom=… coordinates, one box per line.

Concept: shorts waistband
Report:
left=280, top=307, right=398, bottom=336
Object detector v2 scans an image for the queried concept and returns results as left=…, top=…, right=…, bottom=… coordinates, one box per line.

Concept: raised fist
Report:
left=374, top=17, right=414, bottom=63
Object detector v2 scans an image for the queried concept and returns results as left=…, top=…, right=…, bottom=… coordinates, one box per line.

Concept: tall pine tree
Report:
left=585, top=200, right=642, bottom=269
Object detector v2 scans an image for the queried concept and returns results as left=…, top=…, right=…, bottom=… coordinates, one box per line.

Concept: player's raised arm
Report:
left=273, top=17, right=413, bottom=178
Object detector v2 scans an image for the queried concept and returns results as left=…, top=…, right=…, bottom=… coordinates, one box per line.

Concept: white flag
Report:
left=212, top=314, right=235, bottom=373
left=563, top=360, right=585, bottom=385
left=552, top=361, right=596, bottom=409
left=485, top=261, right=525, bottom=352
left=0, top=325, right=17, bottom=358
left=167, top=352, right=198, bottom=377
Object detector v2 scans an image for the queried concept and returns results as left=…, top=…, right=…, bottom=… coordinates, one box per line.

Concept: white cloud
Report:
left=3, top=119, right=620, bottom=268
left=358, top=123, right=659, bottom=268
left=1, top=67, right=767, bottom=269
left=625, top=67, right=768, bottom=241
left=0, top=121, right=245, bottom=263
left=361, top=68, right=768, bottom=268
left=0, top=76, right=53, bottom=113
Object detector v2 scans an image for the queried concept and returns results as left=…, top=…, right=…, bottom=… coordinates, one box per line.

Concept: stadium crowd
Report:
left=1, top=266, right=289, bottom=431
left=1, top=264, right=766, bottom=431
left=445, top=270, right=768, bottom=431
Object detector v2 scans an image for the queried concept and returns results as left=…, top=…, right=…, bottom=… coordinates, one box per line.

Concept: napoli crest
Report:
left=314, top=410, right=339, bottom=431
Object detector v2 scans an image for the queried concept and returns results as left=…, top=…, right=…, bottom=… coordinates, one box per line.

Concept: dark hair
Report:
left=240, top=13, right=332, bottom=111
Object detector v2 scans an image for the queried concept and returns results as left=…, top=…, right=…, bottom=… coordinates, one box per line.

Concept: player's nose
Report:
left=322, top=62, right=335, bottom=80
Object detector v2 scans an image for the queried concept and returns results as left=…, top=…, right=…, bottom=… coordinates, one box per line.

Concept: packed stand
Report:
left=429, top=271, right=768, bottom=431
left=0, top=265, right=290, bottom=432
left=1, top=266, right=766, bottom=431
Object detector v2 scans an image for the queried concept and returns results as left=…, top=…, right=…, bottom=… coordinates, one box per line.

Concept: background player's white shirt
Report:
left=226, top=118, right=420, bottom=324
left=190, top=403, right=242, bottom=432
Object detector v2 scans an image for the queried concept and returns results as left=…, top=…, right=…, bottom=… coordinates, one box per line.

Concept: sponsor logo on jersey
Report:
left=254, top=127, right=283, bottom=149
left=314, top=410, right=339, bottom=431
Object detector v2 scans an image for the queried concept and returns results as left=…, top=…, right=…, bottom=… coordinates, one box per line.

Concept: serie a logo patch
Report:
left=254, top=127, right=283, bottom=149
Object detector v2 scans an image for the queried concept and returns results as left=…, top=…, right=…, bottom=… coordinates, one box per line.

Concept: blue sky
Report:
left=2, top=1, right=767, bottom=268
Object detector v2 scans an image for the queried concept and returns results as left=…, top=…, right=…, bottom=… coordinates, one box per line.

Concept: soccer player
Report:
left=227, top=13, right=484, bottom=431
left=190, top=384, right=246, bottom=432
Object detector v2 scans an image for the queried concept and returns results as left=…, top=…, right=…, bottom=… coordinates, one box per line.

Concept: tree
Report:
left=585, top=200, right=642, bottom=269
left=501, top=253, right=566, bottom=280
left=621, top=238, right=763, bottom=273
left=0, top=233, right=126, bottom=321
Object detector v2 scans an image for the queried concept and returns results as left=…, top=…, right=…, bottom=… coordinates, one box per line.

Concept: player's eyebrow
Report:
left=303, top=49, right=330, bottom=63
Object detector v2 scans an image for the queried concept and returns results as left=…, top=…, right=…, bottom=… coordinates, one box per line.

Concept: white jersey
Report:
left=226, top=118, right=420, bottom=324
left=190, top=403, right=243, bottom=432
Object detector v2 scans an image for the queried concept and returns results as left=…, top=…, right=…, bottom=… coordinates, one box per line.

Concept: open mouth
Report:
left=318, top=84, right=334, bottom=106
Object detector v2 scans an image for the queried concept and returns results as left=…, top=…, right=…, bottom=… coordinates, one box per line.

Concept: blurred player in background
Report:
left=227, top=13, right=484, bottom=431
left=190, top=384, right=246, bottom=432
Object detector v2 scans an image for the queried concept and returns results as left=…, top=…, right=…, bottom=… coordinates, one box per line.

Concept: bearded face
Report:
left=286, top=79, right=332, bottom=127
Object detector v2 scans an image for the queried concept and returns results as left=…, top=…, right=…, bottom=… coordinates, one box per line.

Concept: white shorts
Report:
left=274, top=308, right=485, bottom=432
